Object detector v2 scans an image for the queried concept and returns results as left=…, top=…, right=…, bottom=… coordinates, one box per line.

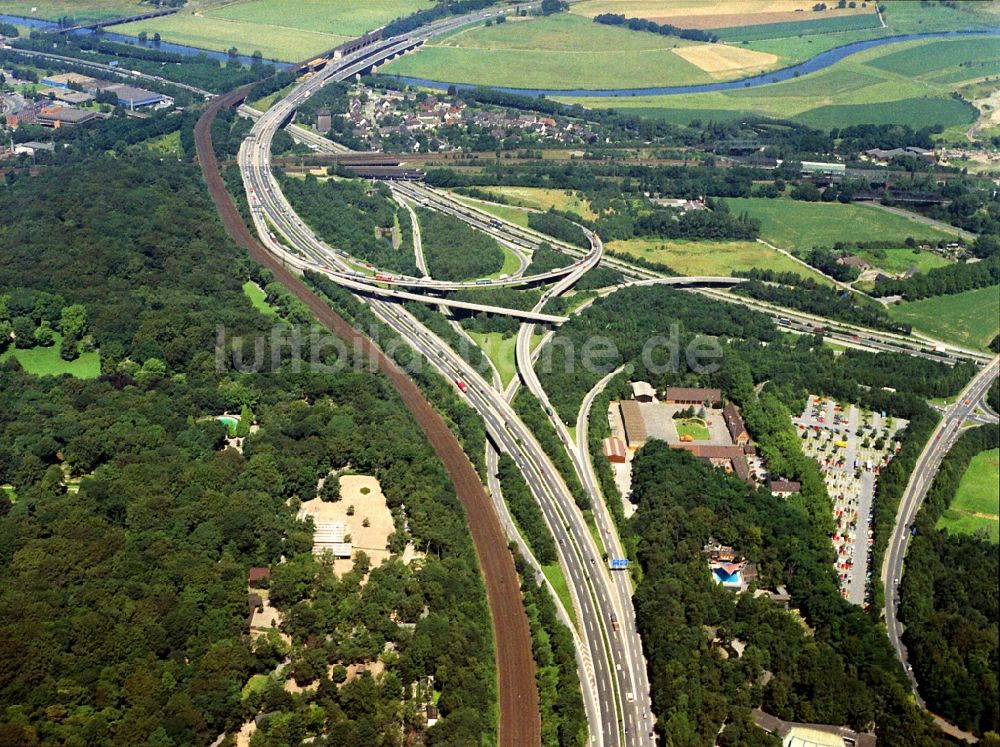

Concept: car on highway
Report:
left=455, top=379, right=468, bottom=393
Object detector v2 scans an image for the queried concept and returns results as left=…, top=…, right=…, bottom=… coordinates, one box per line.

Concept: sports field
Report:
left=558, top=34, right=992, bottom=129
left=0, top=334, right=100, bottom=379
left=723, top=198, right=957, bottom=251
left=483, top=187, right=597, bottom=221
left=382, top=13, right=757, bottom=89
left=887, top=285, right=1000, bottom=351
left=936, top=448, right=999, bottom=543
left=607, top=237, right=829, bottom=283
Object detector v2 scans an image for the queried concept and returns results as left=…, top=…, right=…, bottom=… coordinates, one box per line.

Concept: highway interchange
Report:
left=231, top=9, right=998, bottom=745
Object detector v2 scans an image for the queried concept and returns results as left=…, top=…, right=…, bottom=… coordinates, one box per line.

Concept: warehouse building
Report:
left=111, top=85, right=169, bottom=109
left=619, top=400, right=648, bottom=450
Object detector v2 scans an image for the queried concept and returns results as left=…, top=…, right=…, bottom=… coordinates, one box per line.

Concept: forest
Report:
left=899, top=425, right=999, bottom=737
left=415, top=207, right=505, bottom=281
left=279, top=174, right=419, bottom=277
left=626, top=443, right=946, bottom=746
left=0, top=155, right=498, bottom=746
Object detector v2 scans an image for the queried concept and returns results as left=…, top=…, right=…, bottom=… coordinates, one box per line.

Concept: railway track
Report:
left=195, top=85, right=542, bottom=747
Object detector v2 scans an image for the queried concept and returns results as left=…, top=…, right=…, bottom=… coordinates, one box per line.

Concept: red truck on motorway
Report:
left=374, top=273, right=394, bottom=282
left=455, top=379, right=468, bottom=393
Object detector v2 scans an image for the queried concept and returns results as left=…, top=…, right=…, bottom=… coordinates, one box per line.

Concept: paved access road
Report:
left=882, top=356, right=998, bottom=743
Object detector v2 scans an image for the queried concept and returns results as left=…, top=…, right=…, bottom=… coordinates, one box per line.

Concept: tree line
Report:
left=593, top=12, right=718, bottom=42
left=870, top=254, right=1000, bottom=299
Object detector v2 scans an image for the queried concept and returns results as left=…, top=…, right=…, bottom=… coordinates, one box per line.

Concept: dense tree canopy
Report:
left=0, top=154, right=497, bottom=746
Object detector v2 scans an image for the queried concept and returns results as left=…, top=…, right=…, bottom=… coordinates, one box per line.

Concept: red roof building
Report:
left=603, top=437, right=627, bottom=464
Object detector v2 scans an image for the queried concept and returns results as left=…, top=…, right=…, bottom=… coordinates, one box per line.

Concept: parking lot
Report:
left=794, top=395, right=906, bottom=606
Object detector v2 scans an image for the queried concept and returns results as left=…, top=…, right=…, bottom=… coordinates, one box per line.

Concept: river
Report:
left=384, top=29, right=999, bottom=98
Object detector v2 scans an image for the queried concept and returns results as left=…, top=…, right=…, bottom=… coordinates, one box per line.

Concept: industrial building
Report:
left=40, top=72, right=95, bottom=89
left=42, top=88, right=94, bottom=105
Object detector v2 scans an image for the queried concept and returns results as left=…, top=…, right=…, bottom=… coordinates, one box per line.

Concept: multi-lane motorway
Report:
left=236, top=13, right=657, bottom=745
left=230, top=8, right=998, bottom=745
left=882, top=357, right=998, bottom=735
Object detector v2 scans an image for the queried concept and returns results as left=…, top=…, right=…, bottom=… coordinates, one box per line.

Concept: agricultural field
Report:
left=482, top=187, right=597, bottom=220
left=570, top=0, right=875, bottom=30
left=556, top=28, right=994, bottom=129
left=111, top=14, right=349, bottom=61
left=887, top=285, right=1000, bottom=351
left=111, top=0, right=433, bottom=61
left=381, top=13, right=757, bottom=89
left=936, top=448, right=1000, bottom=543
left=723, top=198, right=957, bottom=251
left=0, top=0, right=146, bottom=23
left=606, top=237, right=830, bottom=283
left=206, top=0, right=433, bottom=39
left=0, top=334, right=100, bottom=379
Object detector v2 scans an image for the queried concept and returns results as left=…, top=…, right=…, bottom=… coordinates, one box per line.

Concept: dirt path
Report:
left=195, top=88, right=540, bottom=747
